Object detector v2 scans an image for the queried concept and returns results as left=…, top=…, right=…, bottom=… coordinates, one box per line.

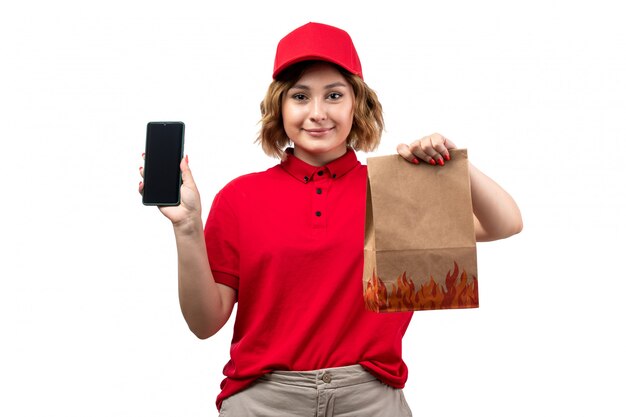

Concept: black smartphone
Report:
left=142, top=121, right=185, bottom=206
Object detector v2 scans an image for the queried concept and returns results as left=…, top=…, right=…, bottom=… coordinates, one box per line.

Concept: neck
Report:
left=293, top=146, right=348, bottom=167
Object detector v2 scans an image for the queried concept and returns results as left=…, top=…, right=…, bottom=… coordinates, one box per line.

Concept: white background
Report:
left=2, top=0, right=625, bottom=416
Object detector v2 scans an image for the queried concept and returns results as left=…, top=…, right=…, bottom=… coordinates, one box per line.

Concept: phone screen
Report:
left=143, top=122, right=185, bottom=206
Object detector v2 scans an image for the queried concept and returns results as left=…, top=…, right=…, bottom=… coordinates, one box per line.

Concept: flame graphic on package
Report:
left=364, top=262, right=478, bottom=312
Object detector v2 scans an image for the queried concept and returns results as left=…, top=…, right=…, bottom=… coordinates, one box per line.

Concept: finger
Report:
left=429, top=134, right=449, bottom=164
left=426, top=135, right=450, bottom=166
left=432, top=134, right=457, bottom=162
left=408, top=139, right=436, bottom=166
left=138, top=181, right=144, bottom=196
left=442, top=136, right=457, bottom=150
left=180, top=154, right=195, bottom=187
left=396, top=143, right=420, bottom=164
left=140, top=153, right=145, bottom=179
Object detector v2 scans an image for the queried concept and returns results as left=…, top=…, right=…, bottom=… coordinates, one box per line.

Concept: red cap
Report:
left=272, top=22, right=363, bottom=79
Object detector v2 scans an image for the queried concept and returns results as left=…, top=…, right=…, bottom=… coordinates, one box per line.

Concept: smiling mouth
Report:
left=304, top=128, right=334, bottom=136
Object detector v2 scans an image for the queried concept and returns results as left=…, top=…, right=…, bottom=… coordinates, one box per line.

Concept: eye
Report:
left=328, top=92, right=343, bottom=100
left=292, top=93, right=307, bottom=101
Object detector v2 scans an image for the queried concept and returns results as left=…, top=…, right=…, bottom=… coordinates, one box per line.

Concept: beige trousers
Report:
left=218, top=364, right=413, bottom=417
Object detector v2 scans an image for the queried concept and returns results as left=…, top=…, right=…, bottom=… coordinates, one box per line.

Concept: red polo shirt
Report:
left=204, top=148, right=413, bottom=410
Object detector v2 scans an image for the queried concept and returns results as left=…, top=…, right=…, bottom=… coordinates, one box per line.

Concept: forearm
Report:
left=173, top=216, right=231, bottom=338
left=469, top=162, right=523, bottom=241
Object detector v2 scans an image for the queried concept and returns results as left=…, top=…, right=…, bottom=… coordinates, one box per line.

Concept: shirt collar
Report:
left=280, top=147, right=360, bottom=183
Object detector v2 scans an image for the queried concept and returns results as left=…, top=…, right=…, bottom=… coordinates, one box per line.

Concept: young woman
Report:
left=139, top=22, right=522, bottom=417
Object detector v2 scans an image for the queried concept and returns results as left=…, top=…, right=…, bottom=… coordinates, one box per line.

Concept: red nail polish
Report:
left=185, top=155, right=189, bottom=163
left=429, top=159, right=436, bottom=166
left=444, top=154, right=450, bottom=161
left=438, top=158, right=444, bottom=166
left=411, top=158, right=420, bottom=164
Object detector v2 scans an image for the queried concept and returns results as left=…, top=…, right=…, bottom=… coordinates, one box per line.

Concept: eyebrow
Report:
left=290, top=81, right=349, bottom=90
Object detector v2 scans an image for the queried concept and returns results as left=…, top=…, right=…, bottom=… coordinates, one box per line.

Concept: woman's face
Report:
left=282, top=62, right=355, bottom=166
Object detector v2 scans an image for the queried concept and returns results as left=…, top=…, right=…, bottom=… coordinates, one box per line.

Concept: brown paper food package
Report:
left=363, top=149, right=478, bottom=313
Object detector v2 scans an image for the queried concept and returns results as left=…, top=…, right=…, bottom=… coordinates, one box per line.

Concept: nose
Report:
left=309, top=98, right=327, bottom=122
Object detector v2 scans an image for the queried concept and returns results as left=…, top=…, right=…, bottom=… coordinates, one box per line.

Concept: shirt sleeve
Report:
left=204, top=186, right=240, bottom=291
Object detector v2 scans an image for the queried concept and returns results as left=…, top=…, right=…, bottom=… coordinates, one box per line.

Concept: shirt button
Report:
left=322, top=373, right=332, bottom=383
left=315, top=211, right=322, bottom=217
left=332, top=174, right=337, bottom=179
left=304, top=176, right=309, bottom=183
left=316, top=188, right=322, bottom=194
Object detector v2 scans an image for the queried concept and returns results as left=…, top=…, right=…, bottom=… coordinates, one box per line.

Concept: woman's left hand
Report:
left=396, top=133, right=457, bottom=166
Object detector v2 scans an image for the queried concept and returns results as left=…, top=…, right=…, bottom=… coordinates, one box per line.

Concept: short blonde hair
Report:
left=256, top=61, right=384, bottom=159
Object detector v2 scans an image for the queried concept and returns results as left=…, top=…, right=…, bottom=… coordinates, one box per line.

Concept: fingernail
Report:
left=438, top=158, right=445, bottom=166
left=142, top=152, right=145, bottom=157
left=444, top=154, right=450, bottom=161
left=429, top=159, right=436, bottom=166
left=411, top=158, right=420, bottom=165
left=185, top=155, right=189, bottom=163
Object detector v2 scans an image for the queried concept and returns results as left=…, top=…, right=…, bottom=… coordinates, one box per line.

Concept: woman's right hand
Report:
left=139, top=154, right=203, bottom=226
